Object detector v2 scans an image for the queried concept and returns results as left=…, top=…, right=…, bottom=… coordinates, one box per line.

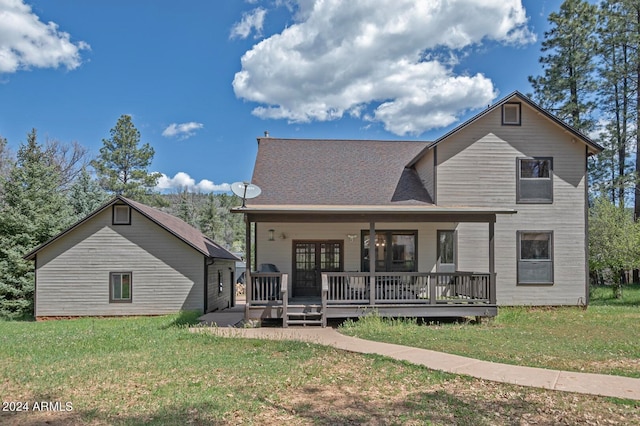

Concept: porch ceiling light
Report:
left=268, top=229, right=275, bottom=241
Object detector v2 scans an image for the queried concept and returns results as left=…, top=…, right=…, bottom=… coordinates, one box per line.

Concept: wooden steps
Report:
left=284, top=304, right=325, bottom=327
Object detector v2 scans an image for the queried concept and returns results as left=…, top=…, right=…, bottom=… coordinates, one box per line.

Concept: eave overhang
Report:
left=232, top=204, right=516, bottom=223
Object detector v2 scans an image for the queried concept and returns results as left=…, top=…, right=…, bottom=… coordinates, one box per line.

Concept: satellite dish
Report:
left=231, top=181, right=262, bottom=208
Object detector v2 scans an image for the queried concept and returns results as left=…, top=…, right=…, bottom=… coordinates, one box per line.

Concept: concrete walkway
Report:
left=196, top=305, right=640, bottom=401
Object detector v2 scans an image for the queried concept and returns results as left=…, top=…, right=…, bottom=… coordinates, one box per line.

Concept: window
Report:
left=517, top=232, right=553, bottom=284
left=502, top=102, right=521, bottom=125
left=113, top=205, right=131, bottom=225
left=218, top=270, right=224, bottom=294
left=110, top=272, right=132, bottom=302
left=517, top=157, right=553, bottom=203
left=437, top=230, right=456, bottom=272
left=362, top=230, right=417, bottom=272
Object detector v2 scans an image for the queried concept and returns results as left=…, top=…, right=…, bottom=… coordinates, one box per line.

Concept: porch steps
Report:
left=284, top=304, right=325, bottom=327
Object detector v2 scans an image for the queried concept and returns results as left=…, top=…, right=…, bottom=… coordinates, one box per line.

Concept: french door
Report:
left=292, top=240, right=343, bottom=297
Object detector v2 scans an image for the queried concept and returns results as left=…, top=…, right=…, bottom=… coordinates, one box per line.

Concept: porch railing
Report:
left=251, top=273, right=286, bottom=303
left=323, top=272, right=495, bottom=305
left=250, top=271, right=495, bottom=305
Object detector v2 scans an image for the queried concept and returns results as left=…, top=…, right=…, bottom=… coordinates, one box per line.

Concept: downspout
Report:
left=584, top=145, right=590, bottom=306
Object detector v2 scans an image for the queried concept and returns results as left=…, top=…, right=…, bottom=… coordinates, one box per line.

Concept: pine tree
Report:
left=91, top=115, right=161, bottom=201
left=69, top=167, right=110, bottom=219
left=595, top=1, right=639, bottom=207
left=528, top=0, right=599, bottom=132
left=0, top=130, right=73, bottom=318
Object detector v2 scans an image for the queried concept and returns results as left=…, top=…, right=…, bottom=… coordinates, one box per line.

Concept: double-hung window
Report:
left=517, top=157, right=553, bottom=203
left=517, top=232, right=553, bottom=284
left=110, top=272, right=132, bottom=302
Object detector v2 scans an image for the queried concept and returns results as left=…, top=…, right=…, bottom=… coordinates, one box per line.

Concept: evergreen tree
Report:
left=0, top=136, right=12, bottom=203
left=69, top=167, right=110, bottom=219
left=174, top=188, right=199, bottom=227
left=594, top=1, right=639, bottom=207
left=91, top=115, right=161, bottom=201
left=0, top=130, right=73, bottom=318
left=528, top=0, right=599, bottom=132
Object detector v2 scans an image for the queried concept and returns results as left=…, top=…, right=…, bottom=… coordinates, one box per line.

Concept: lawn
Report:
left=0, top=312, right=638, bottom=425
left=340, top=284, right=640, bottom=378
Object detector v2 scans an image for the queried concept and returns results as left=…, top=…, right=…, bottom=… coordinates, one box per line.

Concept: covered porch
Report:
left=234, top=205, right=515, bottom=327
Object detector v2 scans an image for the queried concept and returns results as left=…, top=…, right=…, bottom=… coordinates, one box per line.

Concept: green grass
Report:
left=340, top=284, right=640, bottom=378
left=1, top=310, right=639, bottom=424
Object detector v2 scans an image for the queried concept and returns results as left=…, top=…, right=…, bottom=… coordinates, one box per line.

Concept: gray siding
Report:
left=430, top=102, right=588, bottom=305
left=35, top=208, right=206, bottom=317
left=207, top=259, right=235, bottom=312
left=414, top=148, right=435, bottom=202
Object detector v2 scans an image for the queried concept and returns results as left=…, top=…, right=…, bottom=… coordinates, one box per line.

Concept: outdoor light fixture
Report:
left=268, top=229, right=275, bottom=241
left=347, top=234, right=358, bottom=242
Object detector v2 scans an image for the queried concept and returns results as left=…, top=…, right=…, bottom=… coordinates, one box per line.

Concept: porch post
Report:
left=369, top=222, right=376, bottom=306
left=489, top=219, right=496, bottom=304
left=245, top=215, right=252, bottom=320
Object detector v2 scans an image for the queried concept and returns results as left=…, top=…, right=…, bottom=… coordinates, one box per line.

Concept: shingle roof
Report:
left=24, top=196, right=239, bottom=261
left=123, top=197, right=239, bottom=260
left=250, top=138, right=433, bottom=206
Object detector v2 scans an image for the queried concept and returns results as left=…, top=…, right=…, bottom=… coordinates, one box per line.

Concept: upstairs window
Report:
left=502, top=102, right=521, bottom=125
left=517, top=157, right=553, bottom=203
left=113, top=205, right=131, bottom=225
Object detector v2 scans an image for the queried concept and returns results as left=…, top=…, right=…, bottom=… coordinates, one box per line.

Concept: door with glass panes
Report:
left=292, top=241, right=343, bottom=297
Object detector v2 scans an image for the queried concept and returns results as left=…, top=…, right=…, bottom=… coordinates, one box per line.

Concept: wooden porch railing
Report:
left=323, top=272, right=495, bottom=305
left=251, top=273, right=286, bottom=303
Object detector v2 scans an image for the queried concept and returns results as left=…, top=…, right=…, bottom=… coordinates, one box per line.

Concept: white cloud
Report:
left=161, top=122, right=204, bottom=140
left=233, top=0, right=535, bottom=135
left=155, top=172, right=231, bottom=193
left=0, top=0, right=90, bottom=73
left=230, top=7, right=267, bottom=39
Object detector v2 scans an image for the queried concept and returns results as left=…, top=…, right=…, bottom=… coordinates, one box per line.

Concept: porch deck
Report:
left=247, top=271, right=497, bottom=327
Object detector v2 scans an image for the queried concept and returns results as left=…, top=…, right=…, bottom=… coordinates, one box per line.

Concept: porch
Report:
left=234, top=204, right=515, bottom=327
left=248, top=271, right=496, bottom=327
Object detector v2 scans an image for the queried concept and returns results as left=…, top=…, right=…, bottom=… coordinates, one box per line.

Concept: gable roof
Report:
left=24, top=196, right=240, bottom=261
left=406, top=91, right=604, bottom=167
left=250, top=138, right=433, bottom=206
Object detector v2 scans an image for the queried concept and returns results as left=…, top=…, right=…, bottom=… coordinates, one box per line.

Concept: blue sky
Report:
left=0, top=0, right=564, bottom=193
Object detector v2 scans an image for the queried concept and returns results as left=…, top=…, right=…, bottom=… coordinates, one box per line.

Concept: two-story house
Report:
left=233, top=92, right=602, bottom=327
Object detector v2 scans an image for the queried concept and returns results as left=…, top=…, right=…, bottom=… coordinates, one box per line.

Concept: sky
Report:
left=0, top=0, right=566, bottom=193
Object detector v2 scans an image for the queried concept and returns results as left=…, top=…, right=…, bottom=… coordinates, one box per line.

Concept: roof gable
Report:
left=250, top=138, right=432, bottom=206
left=407, top=91, right=603, bottom=167
left=24, top=196, right=239, bottom=261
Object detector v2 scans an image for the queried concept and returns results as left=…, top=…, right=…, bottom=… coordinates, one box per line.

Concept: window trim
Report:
left=109, top=272, right=133, bottom=303
left=517, top=231, right=554, bottom=285
left=516, top=157, right=554, bottom=204
left=361, top=230, right=418, bottom=272
left=112, top=205, right=132, bottom=225
left=437, top=229, right=456, bottom=271
left=502, top=102, right=522, bottom=125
